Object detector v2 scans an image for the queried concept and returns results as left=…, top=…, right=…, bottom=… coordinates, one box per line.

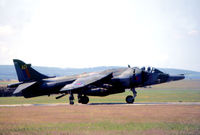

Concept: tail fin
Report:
left=13, top=59, right=50, bottom=82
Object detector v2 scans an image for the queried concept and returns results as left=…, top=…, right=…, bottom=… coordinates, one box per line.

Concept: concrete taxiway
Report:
left=0, top=102, right=200, bottom=107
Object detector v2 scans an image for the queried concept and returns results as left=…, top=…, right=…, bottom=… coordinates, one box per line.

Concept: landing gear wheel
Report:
left=69, top=93, right=74, bottom=105
left=81, top=96, right=89, bottom=104
left=70, top=100, right=74, bottom=105
left=126, top=95, right=134, bottom=104
left=78, top=94, right=82, bottom=103
left=78, top=98, right=82, bottom=103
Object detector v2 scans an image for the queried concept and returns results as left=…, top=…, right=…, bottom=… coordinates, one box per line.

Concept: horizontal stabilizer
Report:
left=13, top=82, right=36, bottom=95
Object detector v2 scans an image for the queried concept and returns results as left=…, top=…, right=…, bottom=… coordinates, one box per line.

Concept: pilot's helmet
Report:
left=147, top=67, right=151, bottom=72
left=141, top=67, right=145, bottom=71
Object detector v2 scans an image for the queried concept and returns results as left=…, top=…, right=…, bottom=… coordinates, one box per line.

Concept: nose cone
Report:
left=168, top=74, right=185, bottom=81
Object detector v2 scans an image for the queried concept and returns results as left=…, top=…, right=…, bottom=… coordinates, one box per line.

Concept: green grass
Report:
left=135, top=89, right=200, bottom=102
left=0, top=81, right=17, bottom=86
left=1, top=121, right=199, bottom=135
left=0, top=89, right=200, bottom=105
left=1, top=81, right=199, bottom=135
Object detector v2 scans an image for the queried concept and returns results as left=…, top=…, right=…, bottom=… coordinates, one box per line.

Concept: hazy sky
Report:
left=0, top=0, right=200, bottom=71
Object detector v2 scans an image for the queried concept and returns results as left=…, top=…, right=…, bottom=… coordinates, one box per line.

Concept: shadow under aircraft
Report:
left=8, top=59, right=185, bottom=105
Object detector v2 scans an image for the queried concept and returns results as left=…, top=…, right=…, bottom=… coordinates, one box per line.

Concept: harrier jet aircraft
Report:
left=8, top=59, right=185, bottom=105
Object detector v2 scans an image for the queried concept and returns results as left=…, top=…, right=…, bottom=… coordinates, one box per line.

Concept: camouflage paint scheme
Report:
left=8, top=59, right=185, bottom=105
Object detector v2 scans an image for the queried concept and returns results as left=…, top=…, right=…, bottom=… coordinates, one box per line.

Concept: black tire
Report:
left=126, top=95, right=134, bottom=104
left=78, top=98, right=82, bottom=103
left=81, top=96, right=89, bottom=104
left=70, top=100, right=74, bottom=105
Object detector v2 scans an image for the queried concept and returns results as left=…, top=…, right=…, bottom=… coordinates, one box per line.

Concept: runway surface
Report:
left=0, top=102, right=200, bottom=107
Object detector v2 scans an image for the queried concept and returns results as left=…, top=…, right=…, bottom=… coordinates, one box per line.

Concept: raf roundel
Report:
left=75, top=82, right=84, bottom=86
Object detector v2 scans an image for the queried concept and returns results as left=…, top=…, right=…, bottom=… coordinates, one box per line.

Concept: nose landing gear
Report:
left=126, top=88, right=137, bottom=104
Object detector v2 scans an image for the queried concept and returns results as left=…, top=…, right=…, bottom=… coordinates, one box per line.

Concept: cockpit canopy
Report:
left=141, top=67, right=163, bottom=73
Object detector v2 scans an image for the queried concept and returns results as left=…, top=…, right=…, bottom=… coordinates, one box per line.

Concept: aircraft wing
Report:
left=13, top=81, right=36, bottom=94
left=60, top=72, right=113, bottom=92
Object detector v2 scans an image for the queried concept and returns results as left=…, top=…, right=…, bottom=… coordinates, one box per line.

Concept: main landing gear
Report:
left=78, top=95, right=89, bottom=104
left=68, top=92, right=89, bottom=105
left=126, top=88, right=137, bottom=104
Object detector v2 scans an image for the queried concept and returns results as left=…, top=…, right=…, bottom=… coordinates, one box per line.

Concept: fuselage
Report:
left=18, top=67, right=184, bottom=98
left=10, top=59, right=185, bottom=105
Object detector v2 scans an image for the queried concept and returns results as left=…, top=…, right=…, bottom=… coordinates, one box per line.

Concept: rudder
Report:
left=13, top=59, right=50, bottom=82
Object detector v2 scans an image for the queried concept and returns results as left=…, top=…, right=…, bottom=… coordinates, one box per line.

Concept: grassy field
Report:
left=0, top=89, right=200, bottom=105
left=0, top=80, right=17, bottom=86
left=0, top=105, right=200, bottom=135
left=0, top=80, right=200, bottom=135
left=0, top=80, right=200, bottom=105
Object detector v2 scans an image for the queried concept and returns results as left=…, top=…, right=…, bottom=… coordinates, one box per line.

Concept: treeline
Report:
left=0, top=86, right=15, bottom=97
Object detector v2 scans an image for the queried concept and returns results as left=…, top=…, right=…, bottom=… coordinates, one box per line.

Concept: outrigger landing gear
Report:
left=69, top=92, right=74, bottom=105
left=126, top=88, right=137, bottom=104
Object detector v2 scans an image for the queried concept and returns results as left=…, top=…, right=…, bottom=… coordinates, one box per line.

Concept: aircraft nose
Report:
left=168, top=74, right=185, bottom=81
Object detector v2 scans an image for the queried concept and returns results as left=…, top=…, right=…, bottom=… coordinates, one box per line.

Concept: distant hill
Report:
left=0, top=65, right=200, bottom=80
left=159, top=68, right=200, bottom=79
